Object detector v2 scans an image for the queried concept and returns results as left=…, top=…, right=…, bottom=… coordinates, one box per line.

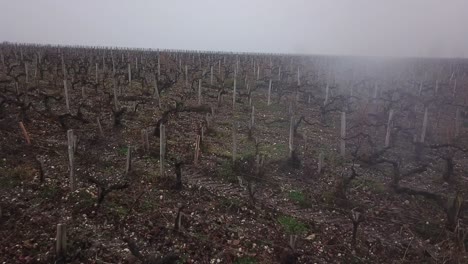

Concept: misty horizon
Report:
left=1, top=0, right=468, bottom=58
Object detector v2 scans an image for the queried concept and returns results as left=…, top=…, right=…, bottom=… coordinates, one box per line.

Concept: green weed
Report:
left=0, top=166, right=36, bottom=188
left=217, top=160, right=237, bottom=183
left=117, top=146, right=129, bottom=156
left=278, top=215, right=308, bottom=235
left=288, top=190, right=311, bottom=208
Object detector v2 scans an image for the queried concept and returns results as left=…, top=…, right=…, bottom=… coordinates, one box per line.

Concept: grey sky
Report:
left=1, top=0, right=467, bottom=58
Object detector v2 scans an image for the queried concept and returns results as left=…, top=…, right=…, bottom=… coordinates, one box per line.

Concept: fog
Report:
left=1, top=0, right=467, bottom=58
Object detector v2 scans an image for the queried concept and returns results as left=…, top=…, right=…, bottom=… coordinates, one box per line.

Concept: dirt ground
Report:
left=1, top=45, right=468, bottom=263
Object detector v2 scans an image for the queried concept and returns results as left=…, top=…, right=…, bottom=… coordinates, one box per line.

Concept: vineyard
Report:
left=1, top=43, right=468, bottom=263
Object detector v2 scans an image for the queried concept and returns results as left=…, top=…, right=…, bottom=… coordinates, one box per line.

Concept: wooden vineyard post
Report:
left=289, top=116, right=294, bottom=159
left=102, top=55, right=106, bottom=73
left=249, top=89, right=255, bottom=109
left=19, top=121, right=31, bottom=145
left=205, top=113, right=211, bottom=130
left=95, top=63, right=99, bottom=84
left=253, top=61, right=256, bottom=79
left=111, top=52, right=116, bottom=76
left=269, top=57, right=273, bottom=78
left=128, top=63, right=132, bottom=89
left=340, top=111, right=346, bottom=157
left=267, top=79, right=272, bottom=106
left=96, top=117, right=104, bottom=138
left=153, top=75, right=161, bottom=108
left=232, top=122, right=237, bottom=163
left=255, top=153, right=265, bottom=177
left=289, top=235, right=298, bottom=251
left=141, top=129, right=150, bottom=153
left=61, top=54, right=67, bottom=79
left=233, top=76, right=237, bottom=110
left=53, top=64, right=58, bottom=87
left=33, top=58, right=37, bottom=80
left=418, top=81, right=423, bottom=96
left=210, top=65, right=213, bottom=86
left=112, top=78, right=119, bottom=110
left=297, top=66, right=300, bottom=86
left=256, top=64, right=260, bottom=80
left=318, top=152, right=324, bottom=174
left=198, top=52, right=202, bottom=67
left=157, top=55, right=161, bottom=81
left=63, top=79, right=70, bottom=113
left=25, top=62, right=29, bottom=84
left=350, top=209, right=363, bottom=246
left=160, top=124, right=166, bottom=176
left=385, top=109, right=394, bottom=147
left=452, top=79, right=457, bottom=98
left=125, top=146, right=132, bottom=175
left=56, top=223, right=67, bottom=258
left=174, top=203, right=184, bottom=231
left=185, top=65, right=188, bottom=88
left=373, top=83, right=379, bottom=113
left=198, top=79, right=202, bottom=106
left=420, top=107, right=429, bottom=143
left=67, top=129, right=76, bottom=191
left=251, top=106, right=255, bottom=130
left=278, top=65, right=281, bottom=81
left=194, top=135, right=201, bottom=164
left=324, top=84, right=329, bottom=106
left=455, top=108, right=460, bottom=137
left=201, top=126, right=205, bottom=142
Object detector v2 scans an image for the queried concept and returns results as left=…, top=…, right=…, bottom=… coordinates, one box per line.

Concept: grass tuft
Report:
left=278, top=215, right=308, bottom=235
left=217, top=160, right=237, bottom=183
left=0, top=166, right=36, bottom=188
left=288, top=190, right=312, bottom=208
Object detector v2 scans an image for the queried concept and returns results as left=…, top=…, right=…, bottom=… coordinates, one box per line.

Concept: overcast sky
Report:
left=1, top=0, right=467, bottom=58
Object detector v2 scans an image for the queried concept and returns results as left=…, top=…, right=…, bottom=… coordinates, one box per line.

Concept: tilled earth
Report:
left=1, top=52, right=468, bottom=264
